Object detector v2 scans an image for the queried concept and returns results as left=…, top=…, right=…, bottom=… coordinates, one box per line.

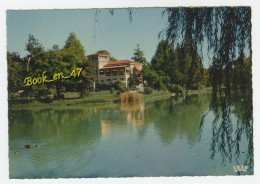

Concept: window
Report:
left=112, top=70, right=118, bottom=76
left=119, top=70, right=124, bottom=75
left=101, top=80, right=104, bottom=82
left=106, top=70, right=111, bottom=76
left=107, top=79, right=111, bottom=82
left=120, top=78, right=124, bottom=81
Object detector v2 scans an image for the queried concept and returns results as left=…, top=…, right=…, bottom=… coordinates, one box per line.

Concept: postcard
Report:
left=1, top=0, right=259, bottom=184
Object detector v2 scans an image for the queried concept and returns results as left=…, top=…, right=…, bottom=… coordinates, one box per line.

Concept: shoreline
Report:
left=8, top=88, right=212, bottom=110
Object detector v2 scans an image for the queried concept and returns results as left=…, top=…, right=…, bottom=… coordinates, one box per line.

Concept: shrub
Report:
left=144, top=87, right=153, bottom=94
left=119, top=92, right=143, bottom=102
left=168, top=83, right=183, bottom=95
left=80, top=89, right=90, bottom=97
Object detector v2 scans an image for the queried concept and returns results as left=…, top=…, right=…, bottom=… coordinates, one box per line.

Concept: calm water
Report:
left=9, top=94, right=253, bottom=178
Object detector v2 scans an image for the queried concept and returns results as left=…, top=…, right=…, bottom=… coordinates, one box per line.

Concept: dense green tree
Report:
left=25, top=34, right=44, bottom=57
left=150, top=40, right=204, bottom=91
left=128, top=70, right=142, bottom=90
left=232, top=53, right=251, bottom=92
left=62, top=32, right=94, bottom=95
left=163, top=7, right=252, bottom=97
left=186, top=49, right=204, bottom=90
left=7, top=52, right=25, bottom=94
left=23, top=35, right=50, bottom=98
left=151, top=40, right=173, bottom=76
left=63, top=32, right=86, bottom=65
left=131, top=44, right=147, bottom=64
left=142, top=64, right=164, bottom=90
left=77, top=58, right=95, bottom=97
left=8, top=33, right=94, bottom=100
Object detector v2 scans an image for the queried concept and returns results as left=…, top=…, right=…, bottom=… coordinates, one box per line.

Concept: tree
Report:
left=186, top=49, right=204, bottom=90
left=128, top=70, right=142, bottom=90
left=142, top=64, right=164, bottom=90
left=63, top=32, right=86, bottom=65
left=151, top=40, right=173, bottom=76
left=131, top=44, right=147, bottom=64
left=77, top=58, right=95, bottom=97
left=7, top=52, right=25, bottom=94
left=23, top=34, right=49, bottom=99
left=162, top=7, right=251, bottom=98
left=97, top=50, right=117, bottom=61
left=232, top=53, right=251, bottom=91
left=25, top=34, right=44, bottom=57
left=97, top=50, right=110, bottom=55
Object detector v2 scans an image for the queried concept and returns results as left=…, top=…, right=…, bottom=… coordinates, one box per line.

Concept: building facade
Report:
left=87, top=52, right=143, bottom=88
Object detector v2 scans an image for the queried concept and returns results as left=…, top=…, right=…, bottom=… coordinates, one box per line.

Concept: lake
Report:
left=8, top=93, right=253, bottom=178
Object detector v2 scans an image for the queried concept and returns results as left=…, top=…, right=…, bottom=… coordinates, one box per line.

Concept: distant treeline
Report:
left=141, top=40, right=251, bottom=95
left=8, top=33, right=251, bottom=100
left=8, top=33, right=94, bottom=99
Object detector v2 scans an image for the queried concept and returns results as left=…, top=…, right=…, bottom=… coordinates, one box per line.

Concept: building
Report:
left=87, top=52, right=143, bottom=88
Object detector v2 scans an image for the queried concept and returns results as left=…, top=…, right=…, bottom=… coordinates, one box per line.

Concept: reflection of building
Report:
left=87, top=52, right=143, bottom=87
left=100, top=120, right=112, bottom=137
left=121, top=102, right=145, bottom=130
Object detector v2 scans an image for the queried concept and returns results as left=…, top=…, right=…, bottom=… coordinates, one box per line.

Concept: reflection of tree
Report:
left=145, top=94, right=211, bottom=145
left=198, top=92, right=253, bottom=175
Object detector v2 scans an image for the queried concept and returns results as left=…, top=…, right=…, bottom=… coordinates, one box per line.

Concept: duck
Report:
left=24, top=144, right=38, bottom=148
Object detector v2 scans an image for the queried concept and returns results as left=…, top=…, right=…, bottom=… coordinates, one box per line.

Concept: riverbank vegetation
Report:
left=8, top=7, right=251, bottom=110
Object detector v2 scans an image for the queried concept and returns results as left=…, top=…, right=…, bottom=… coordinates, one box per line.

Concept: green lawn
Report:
left=8, top=87, right=212, bottom=108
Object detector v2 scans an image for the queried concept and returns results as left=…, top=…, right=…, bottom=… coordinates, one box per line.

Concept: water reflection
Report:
left=149, top=94, right=211, bottom=145
left=197, top=92, right=253, bottom=175
left=9, top=93, right=253, bottom=178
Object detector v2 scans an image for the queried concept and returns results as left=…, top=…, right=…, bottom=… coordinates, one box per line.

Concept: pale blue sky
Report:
left=7, top=8, right=171, bottom=64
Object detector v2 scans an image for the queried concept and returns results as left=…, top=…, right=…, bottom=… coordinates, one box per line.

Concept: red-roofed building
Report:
left=87, top=52, right=143, bottom=87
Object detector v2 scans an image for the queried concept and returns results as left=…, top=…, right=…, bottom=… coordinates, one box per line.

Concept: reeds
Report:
left=119, top=92, right=143, bottom=102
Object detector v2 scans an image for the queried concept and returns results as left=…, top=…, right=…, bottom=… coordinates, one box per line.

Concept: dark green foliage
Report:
left=149, top=40, right=204, bottom=91
left=8, top=33, right=94, bottom=100
left=7, top=52, right=25, bottom=94
left=151, top=40, right=173, bottom=76
left=142, top=64, right=165, bottom=90
left=162, top=7, right=252, bottom=98
left=25, top=34, right=44, bottom=57
left=167, top=83, right=183, bottom=95
left=232, top=53, right=251, bottom=92
left=144, top=87, right=153, bottom=94
left=131, top=44, right=147, bottom=64
left=96, top=80, right=126, bottom=97
left=128, top=70, right=142, bottom=90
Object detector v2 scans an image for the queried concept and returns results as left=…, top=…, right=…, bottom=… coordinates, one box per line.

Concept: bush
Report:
left=144, top=87, right=153, bottom=94
left=80, top=89, right=90, bottom=97
left=168, top=83, right=183, bottom=95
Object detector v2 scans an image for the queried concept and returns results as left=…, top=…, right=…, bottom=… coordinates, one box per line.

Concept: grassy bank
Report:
left=9, top=87, right=212, bottom=108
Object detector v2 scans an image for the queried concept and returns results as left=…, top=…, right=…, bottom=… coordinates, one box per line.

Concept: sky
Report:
left=7, top=8, right=170, bottom=64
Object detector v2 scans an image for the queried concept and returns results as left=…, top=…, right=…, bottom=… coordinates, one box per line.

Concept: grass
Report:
left=9, top=91, right=118, bottom=108
left=8, top=87, right=212, bottom=109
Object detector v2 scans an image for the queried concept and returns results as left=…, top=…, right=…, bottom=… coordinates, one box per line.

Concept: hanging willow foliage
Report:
left=161, top=7, right=252, bottom=98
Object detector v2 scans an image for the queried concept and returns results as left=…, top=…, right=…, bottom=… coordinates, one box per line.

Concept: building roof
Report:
left=104, top=60, right=143, bottom=67
left=100, top=65, right=126, bottom=70
left=104, top=60, right=131, bottom=67
left=134, top=65, right=142, bottom=71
